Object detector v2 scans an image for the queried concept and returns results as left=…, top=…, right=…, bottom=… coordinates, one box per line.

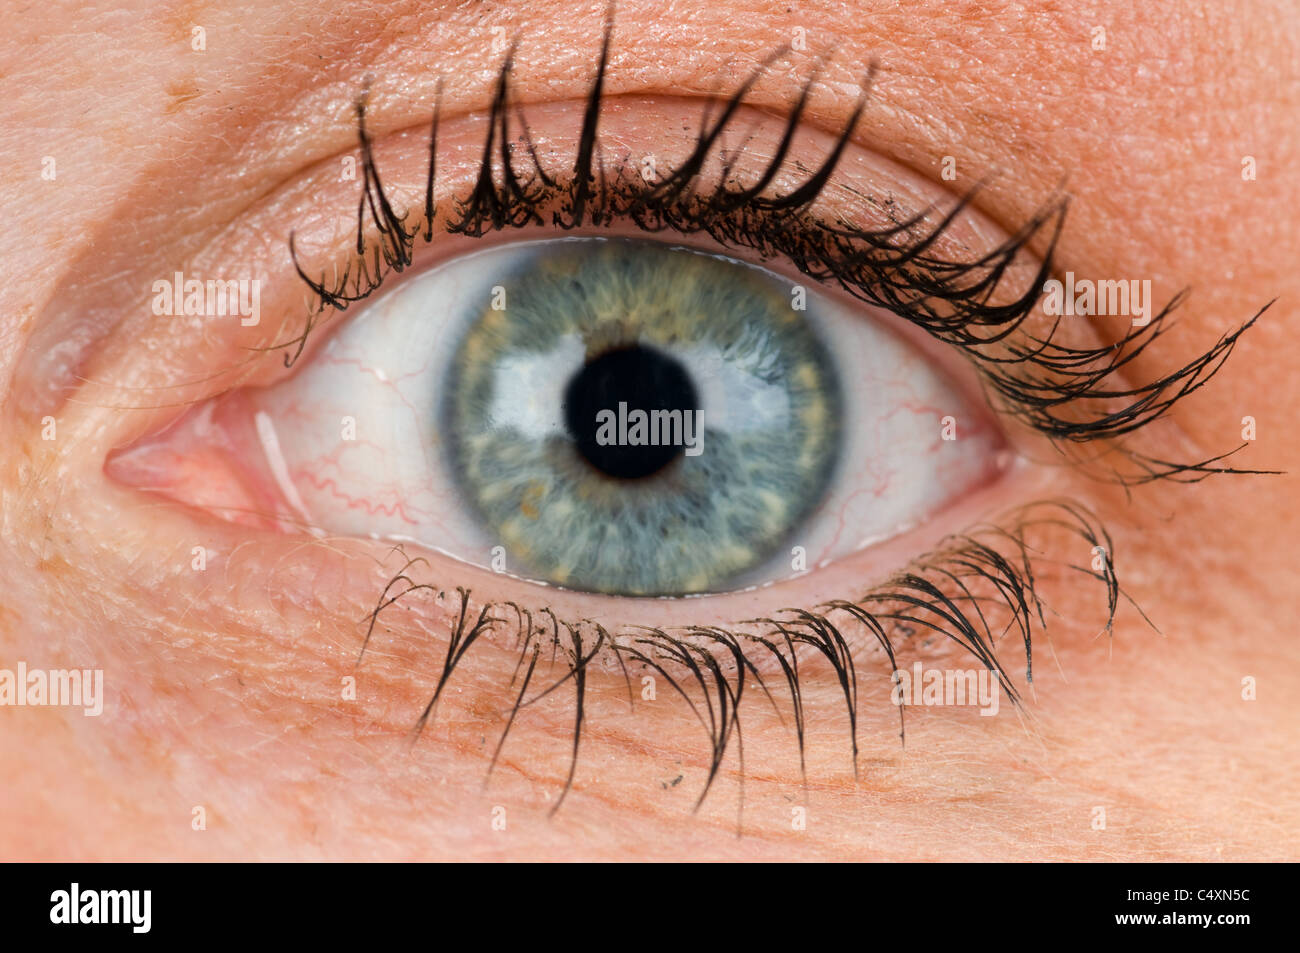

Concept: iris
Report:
left=444, top=238, right=842, bottom=595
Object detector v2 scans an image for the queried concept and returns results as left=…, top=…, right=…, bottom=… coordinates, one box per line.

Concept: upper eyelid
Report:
left=3, top=57, right=954, bottom=435
left=284, top=65, right=1041, bottom=358
left=275, top=91, right=1009, bottom=363
left=35, top=33, right=1253, bottom=487
left=279, top=46, right=1268, bottom=489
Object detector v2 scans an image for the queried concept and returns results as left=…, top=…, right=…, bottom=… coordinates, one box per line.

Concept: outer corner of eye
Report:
left=107, top=235, right=1009, bottom=596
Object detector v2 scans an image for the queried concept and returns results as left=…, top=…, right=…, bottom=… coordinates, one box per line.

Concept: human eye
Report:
left=114, top=230, right=1005, bottom=596
left=89, top=20, right=1269, bottom=824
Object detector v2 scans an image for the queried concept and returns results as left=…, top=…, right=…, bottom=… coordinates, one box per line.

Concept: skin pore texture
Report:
left=1, top=0, right=1298, bottom=860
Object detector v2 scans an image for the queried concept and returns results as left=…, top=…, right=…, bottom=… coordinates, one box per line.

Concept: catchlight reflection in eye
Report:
left=138, top=237, right=1004, bottom=596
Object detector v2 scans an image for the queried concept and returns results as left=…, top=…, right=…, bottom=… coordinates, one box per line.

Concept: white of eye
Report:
left=245, top=238, right=1003, bottom=589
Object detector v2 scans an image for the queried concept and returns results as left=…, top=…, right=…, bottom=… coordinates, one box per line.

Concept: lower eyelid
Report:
left=103, top=403, right=1033, bottom=627
left=159, top=493, right=1121, bottom=801
left=81, top=359, right=1120, bottom=808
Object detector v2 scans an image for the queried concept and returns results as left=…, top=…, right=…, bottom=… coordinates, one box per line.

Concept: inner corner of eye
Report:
left=121, top=236, right=1005, bottom=596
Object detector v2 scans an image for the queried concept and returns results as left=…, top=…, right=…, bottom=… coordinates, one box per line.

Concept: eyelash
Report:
left=361, top=500, right=1136, bottom=818
left=285, top=26, right=1270, bottom=484
left=273, top=23, right=1269, bottom=818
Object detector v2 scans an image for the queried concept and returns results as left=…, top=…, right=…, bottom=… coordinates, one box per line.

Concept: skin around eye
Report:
left=106, top=235, right=1006, bottom=597
left=4, top=0, right=1299, bottom=868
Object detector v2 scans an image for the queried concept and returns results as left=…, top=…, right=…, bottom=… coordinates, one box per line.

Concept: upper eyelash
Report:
left=285, top=21, right=1274, bottom=486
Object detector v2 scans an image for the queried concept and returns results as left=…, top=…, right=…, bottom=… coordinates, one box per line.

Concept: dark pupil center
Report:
left=563, top=344, right=699, bottom=480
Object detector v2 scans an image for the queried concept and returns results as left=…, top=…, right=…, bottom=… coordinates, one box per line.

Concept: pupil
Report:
left=563, top=344, right=699, bottom=480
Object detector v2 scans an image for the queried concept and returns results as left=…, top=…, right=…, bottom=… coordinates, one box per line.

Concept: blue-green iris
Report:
left=444, top=238, right=842, bottom=595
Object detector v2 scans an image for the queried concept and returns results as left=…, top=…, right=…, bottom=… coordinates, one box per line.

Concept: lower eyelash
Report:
left=357, top=500, right=1141, bottom=820
left=284, top=24, right=1275, bottom=488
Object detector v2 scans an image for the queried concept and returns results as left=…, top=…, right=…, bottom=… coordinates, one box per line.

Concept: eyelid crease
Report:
left=282, top=31, right=1274, bottom=488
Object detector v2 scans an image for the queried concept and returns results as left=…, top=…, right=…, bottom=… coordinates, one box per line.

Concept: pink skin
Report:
left=1, top=0, right=1298, bottom=860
